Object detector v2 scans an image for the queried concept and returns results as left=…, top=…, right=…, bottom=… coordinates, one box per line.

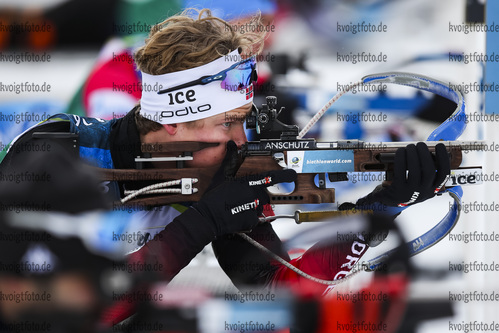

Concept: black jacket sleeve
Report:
left=127, top=207, right=217, bottom=281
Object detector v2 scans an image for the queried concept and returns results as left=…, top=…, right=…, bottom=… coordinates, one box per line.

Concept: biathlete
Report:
left=0, top=8, right=451, bottom=324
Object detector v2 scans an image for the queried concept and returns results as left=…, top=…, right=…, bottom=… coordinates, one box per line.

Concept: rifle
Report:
left=97, top=80, right=483, bottom=207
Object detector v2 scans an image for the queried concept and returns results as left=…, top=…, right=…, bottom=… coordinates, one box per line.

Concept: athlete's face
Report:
left=142, top=103, right=252, bottom=168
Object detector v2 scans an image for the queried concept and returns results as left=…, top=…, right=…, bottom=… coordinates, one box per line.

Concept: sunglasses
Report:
left=157, top=56, right=258, bottom=95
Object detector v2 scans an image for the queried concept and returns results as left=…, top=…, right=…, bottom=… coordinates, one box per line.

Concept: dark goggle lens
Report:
left=221, top=57, right=257, bottom=91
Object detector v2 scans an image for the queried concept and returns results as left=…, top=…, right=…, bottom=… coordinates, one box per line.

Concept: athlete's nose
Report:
left=232, top=123, right=247, bottom=148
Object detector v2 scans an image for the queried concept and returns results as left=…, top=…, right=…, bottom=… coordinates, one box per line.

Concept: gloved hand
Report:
left=356, top=142, right=450, bottom=208
left=193, top=141, right=297, bottom=237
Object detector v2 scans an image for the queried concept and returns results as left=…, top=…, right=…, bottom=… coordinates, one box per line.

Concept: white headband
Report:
left=139, top=49, right=254, bottom=124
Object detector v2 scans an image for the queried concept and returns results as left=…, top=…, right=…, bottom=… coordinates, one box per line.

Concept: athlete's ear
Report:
left=163, top=123, right=178, bottom=135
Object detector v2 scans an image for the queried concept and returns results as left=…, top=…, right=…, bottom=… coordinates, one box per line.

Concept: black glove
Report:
left=193, top=141, right=297, bottom=237
left=356, top=142, right=450, bottom=208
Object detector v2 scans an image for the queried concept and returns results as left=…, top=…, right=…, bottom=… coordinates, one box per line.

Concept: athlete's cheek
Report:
left=190, top=145, right=226, bottom=167
left=212, top=145, right=228, bottom=163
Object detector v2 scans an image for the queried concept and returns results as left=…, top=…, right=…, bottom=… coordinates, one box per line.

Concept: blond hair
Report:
left=133, top=8, right=266, bottom=134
